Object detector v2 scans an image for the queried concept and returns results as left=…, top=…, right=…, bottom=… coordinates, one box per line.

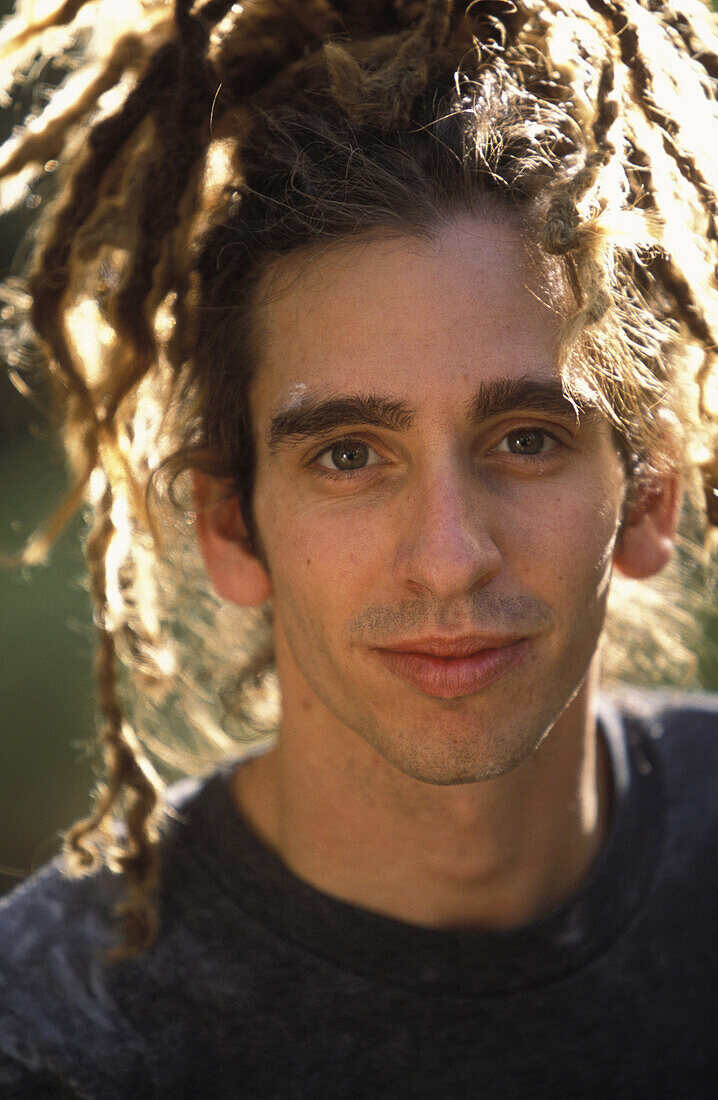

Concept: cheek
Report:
left=259, top=492, right=388, bottom=614
left=498, top=481, right=622, bottom=594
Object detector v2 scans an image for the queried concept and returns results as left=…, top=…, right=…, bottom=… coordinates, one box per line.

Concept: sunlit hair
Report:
left=1, top=0, right=718, bottom=952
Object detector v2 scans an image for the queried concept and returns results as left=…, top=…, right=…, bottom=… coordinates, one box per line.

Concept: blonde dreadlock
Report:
left=2, top=0, right=718, bottom=953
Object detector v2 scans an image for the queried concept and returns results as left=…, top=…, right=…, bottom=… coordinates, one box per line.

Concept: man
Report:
left=0, top=0, right=717, bottom=1095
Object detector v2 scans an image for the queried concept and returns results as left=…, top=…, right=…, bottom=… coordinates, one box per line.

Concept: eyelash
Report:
left=492, top=427, right=562, bottom=457
left=310, top=426, right=565, bottom=478
left=312, top=437, right=384, bottom=479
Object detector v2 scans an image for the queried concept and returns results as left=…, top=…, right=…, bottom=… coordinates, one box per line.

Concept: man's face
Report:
left=247, top=215, right=627, bottom=784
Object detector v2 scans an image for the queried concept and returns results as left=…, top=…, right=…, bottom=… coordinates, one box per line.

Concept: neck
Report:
left=231, top=666, right=613, bottom=931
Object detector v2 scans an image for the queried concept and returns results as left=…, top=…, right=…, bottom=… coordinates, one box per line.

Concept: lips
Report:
left=371, top=636, right=531, bottom=699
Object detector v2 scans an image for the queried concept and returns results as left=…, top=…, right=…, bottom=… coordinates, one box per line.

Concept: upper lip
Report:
left=374, top=635, right=525, bottom=658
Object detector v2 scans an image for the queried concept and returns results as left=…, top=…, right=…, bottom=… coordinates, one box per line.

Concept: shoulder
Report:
left=0, top=856, right=152, bottom=1095
left=0, top=1048, right=82, bottom=1097
left=605, top=684, right=718, bottom=770
left=0, top=854, right=123, bottom=1004
left=0, top=771, right=217, bottom=1096
left=603, top=685, right=718, bottom=859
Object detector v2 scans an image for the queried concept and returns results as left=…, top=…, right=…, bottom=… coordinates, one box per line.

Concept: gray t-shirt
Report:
left=1, top=690, right=717, bottom=1098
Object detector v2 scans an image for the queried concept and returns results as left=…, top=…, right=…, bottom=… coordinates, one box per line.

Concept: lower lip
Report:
left=372, top=639, right=531, bottom=699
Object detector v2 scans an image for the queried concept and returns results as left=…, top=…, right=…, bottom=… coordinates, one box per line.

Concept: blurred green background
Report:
left=0, top=1, right=94, bottom=896
left=1, top=1, right=717, bottom=901
left=0, top=426, right=95, bottom=896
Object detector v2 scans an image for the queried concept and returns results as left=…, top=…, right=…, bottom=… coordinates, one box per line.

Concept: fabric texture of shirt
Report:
left=0, top=689, right=717, bottom=1098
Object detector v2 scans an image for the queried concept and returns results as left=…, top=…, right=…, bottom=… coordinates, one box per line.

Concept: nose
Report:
left=395, top=465, right=502, bottom=600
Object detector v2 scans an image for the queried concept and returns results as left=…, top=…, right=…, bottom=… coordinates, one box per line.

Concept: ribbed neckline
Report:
left=171, top=699, right=664, bottom=999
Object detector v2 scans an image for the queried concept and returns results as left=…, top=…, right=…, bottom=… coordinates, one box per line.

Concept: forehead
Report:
left=250, top=214, right=569, bottom=422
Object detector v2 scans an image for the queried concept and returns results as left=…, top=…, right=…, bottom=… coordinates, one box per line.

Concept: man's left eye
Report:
left=316, top=439, right=382, bottom=472
left=495, top=429, right=558, bottom=456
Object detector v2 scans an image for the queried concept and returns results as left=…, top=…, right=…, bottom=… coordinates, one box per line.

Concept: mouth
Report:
left=371, top=635, right=531, bottom=699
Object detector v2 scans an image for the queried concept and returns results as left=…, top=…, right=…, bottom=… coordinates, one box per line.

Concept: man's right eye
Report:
left=316, top=439, right=381, bottom=472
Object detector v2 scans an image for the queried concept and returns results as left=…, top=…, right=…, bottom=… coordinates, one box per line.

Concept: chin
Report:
left=360, top=714, right=552, bottom=787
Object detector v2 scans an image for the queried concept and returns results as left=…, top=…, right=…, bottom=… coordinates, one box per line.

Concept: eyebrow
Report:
left=466, top=377, right=594, bottom=424
left=266, top=377, right=596, bottom=453
left=267, top=394, right=414, bottom=452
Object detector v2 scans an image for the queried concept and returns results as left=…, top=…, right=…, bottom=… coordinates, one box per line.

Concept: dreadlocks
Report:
left=2, top=0, right=718, bottom=952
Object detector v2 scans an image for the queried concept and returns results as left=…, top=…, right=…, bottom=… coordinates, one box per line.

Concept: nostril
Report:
left=397, top=509, right=502, bottom=599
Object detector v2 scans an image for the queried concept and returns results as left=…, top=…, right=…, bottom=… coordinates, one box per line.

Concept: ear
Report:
left=614, top=472, right=681, bottom=580
left=193, top=472, right=272, bottom=606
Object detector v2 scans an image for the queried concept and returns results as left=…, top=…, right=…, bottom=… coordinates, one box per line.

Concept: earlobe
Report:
left=614, top=472, right=682, bottom=580
left=192, top=472, right=272, bottom=607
